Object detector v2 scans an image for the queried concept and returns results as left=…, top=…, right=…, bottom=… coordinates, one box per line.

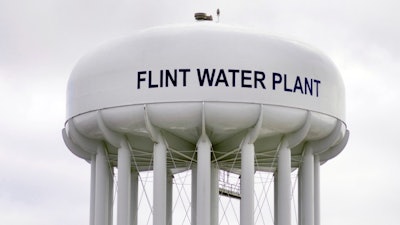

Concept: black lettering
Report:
left=228, top=69, right=239, bottom=87
left=254, top=71, right=266, bottom=89
left=137, top=71, right=146, bottom=89
left=272, top=73, right=282, bottom=90
left=241, top=70, right=252, bottom=88
left=159, top=70, right=164, bottom=87
left=179, top=69, right=190, bottom=87
left=293, top=76, right=303, bottom=94
left=305, top=77, right=313, bottom=95
left=148, top=71, right=158, bottom=88
left=215, top=69, right=229, bottom=87
left=166, top=69, right=177, bottom=87
left=283, top=74, right=292, bottom=92
left=314, top=79, right=321, bottom=97
left=197, top=68, right=216, bottom=86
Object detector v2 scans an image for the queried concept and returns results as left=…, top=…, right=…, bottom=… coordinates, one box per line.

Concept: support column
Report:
left=90, top=154, right=96, bottom=225
left=241, top=143, right=254, bottom=225
left=130, top=170, right=138, bottom=225
left=274, top=172, right=278, bottom=225
left=314, top=155, right=320, bottom=225
left=117, top=141, right=131, bottom=225
left=95, top=146, right=109, bottom=225
left=154, top=137, right=167, bottom=225
left=298, top=167, right=302, bottom=225
left=191, top=165, right=197, bottom=225
left=277, top=142, right=291, bottom=225
left=196, top=134, right=211, bottom=225
left=108, top=167, right=114, bottom=225
left=211, top=164, right=219, bottom=225
left=167, top=171, right=173, bottom=225
left=300, top=148, right=314, bottom=225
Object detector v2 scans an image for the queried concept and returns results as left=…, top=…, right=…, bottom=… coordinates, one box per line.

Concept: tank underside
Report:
left=64, top=102, right=347, bottom=173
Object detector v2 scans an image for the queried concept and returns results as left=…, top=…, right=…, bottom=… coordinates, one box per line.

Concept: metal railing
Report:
left=218, top=170, right=241, bottom=199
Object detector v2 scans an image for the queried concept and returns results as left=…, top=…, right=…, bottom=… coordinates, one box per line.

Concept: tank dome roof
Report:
left=67, top=23, right=345, bottom=122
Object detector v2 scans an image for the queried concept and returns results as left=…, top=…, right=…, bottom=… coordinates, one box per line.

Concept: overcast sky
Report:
left=1, top=0, right=400, bottom=225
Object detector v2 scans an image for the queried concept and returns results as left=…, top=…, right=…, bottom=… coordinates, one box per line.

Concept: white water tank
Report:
left=63, top=22, right=349, bottom=225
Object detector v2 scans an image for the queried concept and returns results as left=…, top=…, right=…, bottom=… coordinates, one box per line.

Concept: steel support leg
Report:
left=191, top=165, right=197, bottom=225
left=300, top=148, right=314, bottom=225
left=196, top=134, right=211, bottom=225
left=108, top=168, right=114, bottom=225
left=118, top=141, right=131, bottom=225
left=211, top=164, right=219, bottom=225
left=241, top=143, right=254, bottom=225
left=277, top=143, right=291, bottom=225
left=154, top=138, right=167, bottom=225
left=130, top=170, right=138, bottom=225
left=274, top=172, right=278, bottom=225
left=95, top=146, right=109, bottom=225
left=90, top=154, right=96, bottom=225
left=314, top=155, right=320, bottom=225
left=167, top=171, right=173, bottom=225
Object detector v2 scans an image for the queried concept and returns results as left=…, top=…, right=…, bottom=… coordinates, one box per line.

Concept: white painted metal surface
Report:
left=241, top=142, right=255, bottom=225
left=90, top=154, right=96, bottom=225
left=66, top=24, right=345, bottom=122
left=211, top=164, right=219, bottom=225
left=167, top=171, right=173, bottom=225
left=277, top=142, right=291, bottom=225
left=94, top=146, right=110, bottom=225
left=130, top=171, right=138, bottom=225
left=196, top=133, right=212, bottom=225
left=62, top=22, right=349, bottom=225
left=153, top=137, right=167, bottom=225
left=191, top=165, right=197, bottom=225
left=300, top=148, right=314, bottom=225
left=117, top=140, right=131, bottom=225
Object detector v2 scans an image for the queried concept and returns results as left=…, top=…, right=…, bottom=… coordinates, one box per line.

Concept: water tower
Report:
left=62, top=20, right=349, bottom=225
